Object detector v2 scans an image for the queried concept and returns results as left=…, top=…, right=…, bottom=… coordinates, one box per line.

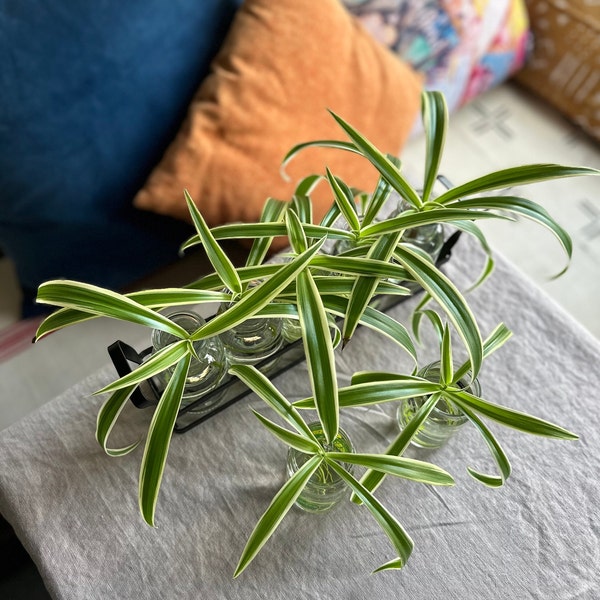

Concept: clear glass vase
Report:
left=388, top=199, right=445, bottom=291
left=218, top=309, right=283, bottom=370
left=151, top=310, right=228, bottom=414
left=401, top=221, right=445, bottom=262
left=392, top=198, right=445, bottom=262
left=286, top=422, right=355, bottom=513
left=397, top=361, right=480, bottom=449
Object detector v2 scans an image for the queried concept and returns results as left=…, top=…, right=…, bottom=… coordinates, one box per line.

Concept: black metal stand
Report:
left=108, top=231, right=462, bottom=433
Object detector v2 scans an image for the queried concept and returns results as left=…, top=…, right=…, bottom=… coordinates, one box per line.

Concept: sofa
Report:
left=1, top=0, right=534, bottom=318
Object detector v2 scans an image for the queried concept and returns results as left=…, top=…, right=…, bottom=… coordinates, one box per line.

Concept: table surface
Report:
left=1, top=236, right=599, bottom=600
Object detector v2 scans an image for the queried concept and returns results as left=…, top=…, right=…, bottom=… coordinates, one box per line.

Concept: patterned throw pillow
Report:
left=343, top=0, right=530, bottom=114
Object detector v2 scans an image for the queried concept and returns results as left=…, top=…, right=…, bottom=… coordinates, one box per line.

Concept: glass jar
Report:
left=397, top=361, right=480, bottom=449
left=387, top=199, right=445, bottom=293
left=401, top=220, right=445, bottom=262
left=215, top=278, right=284, bottom=370
left=218, top=311, right=283, bottom=370
left=151, top=310, right=228, bottom=414
left=391, top=199, right=445, bottom=263
left=286, top=422, right=355, bottom=513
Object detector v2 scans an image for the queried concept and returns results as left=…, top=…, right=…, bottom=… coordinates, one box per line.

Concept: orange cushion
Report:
left=133, top=0, right=423, bottom=228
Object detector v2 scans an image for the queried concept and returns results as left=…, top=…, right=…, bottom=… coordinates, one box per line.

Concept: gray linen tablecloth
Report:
left=1, top=236, right=599, bottom=600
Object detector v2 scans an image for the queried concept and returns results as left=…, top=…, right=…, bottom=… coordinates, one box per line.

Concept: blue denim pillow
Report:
left=0, top=0, right=242, bottom=315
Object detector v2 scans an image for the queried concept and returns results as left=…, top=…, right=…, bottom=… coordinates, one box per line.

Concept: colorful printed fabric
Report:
left=343, top=0, right=530, bottom=114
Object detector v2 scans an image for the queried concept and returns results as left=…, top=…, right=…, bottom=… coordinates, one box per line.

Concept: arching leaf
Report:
left=421, top=91, right=448, bottom=203
left=185, top=190, right=242, bottom=294
left=394, top=243, right=483, bottom=379
left=327, top=460, right=414, bottom=572
left=329, top=110, right=422, bottom=209
left=36, top=281, right=188, bottom=338
left=139, top=354, right=191, bottom=526
left=234, top=455, right=322, bottom=577
left=436, top=164, right=600, bottom=205
left=296, top=269, right=339, bottom=442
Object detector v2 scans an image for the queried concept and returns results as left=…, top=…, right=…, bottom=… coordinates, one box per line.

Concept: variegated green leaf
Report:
left=252, top=303, right=299, bottom=319
left=326, top=460, right=414, bottom=571
left=360, top=208, right=508, bottom=238
left=96, top=384, right=141, bottom=457
left=446, top=195, right=573, bottom=277
left=185, top=263, right=282, bottom=291
left=362, top=155, right=401, bottom=227
left=394, top=243, right=483, bottom=379
left=285, top=207, right=308, bottom=254
left=35, top=308, right=95, bottom=341
left=190, top=221, right=349, bottom=245
left=327, top=451, right=454, bottom=486
left=139, top=354, right=191, bottom=526
left=321, top=295, right=417, bottom=362
left=329, top=110, right=422, bottom=209
left=355, top=190, right=370, bottom=215
left=343, top=232, right=402, bottom=345
left=349, top=371, right=424, bottom=385
left=311, top=254, right=410, bottom=280
left=277, top=276, right=410, bottom=299
left=319, top=200, right=342, bottom=228
left=252, top=410, right=322, bottom=454
left=453, top=323, right=512, bottom=384
left=447, top=389, right=578, bottom=439
left=290, top=195, right=313, bottom=226
left=339, top=379, right=442, bottom=408
left=412, top=308, right=444, bottom=346
left=326, top=167, right=360, bottom=232
left=228, top=364, right=318, bottom=443
left=184, top=190, right=242, bottom=294
left=449, top=220, right=495, bottom=290
left=440, top=324, right=453, bottom=386
left=35, top=288, right=232, bottom=341
left=280, top=139, right=361, bottom=180
left=330, top=321, right=342, bottom=349
left=354, top=393, right=441, bottom=501
left=35, top=281, right=188, bottom=338
left=191, top=239, right=325, bottom=340
left=410, top=293, right=432, bottom=343
left=94, top=340, right=189, bottom=395
left=294, top=378, right=441, bottom=410
left=129, top=288, right=232, bottom=307
left=181, top=223, right=289, bottom=245
left=436, top=164, right=600, bottom=205
left=234, top=455, right=322, bottom=577
left=449, top=395, right=511, bottom=487
left=421, top=91, right=448, bottom=203
left=294, top=174, right=324, bottom=198
left=296, top=269, right=339, bottom=442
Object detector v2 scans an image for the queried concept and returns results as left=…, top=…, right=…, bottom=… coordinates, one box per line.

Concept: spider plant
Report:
left=279, top=90, right=599, bottom=369
left=227, top=363, right=455, bottom=576
left=31, top=183, right=421, bottom=527
left=31, top=89, right=598, bottom=577
left=31, top=186, right=452, bottom=574
left=291, top=321, right=578, bottom=501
